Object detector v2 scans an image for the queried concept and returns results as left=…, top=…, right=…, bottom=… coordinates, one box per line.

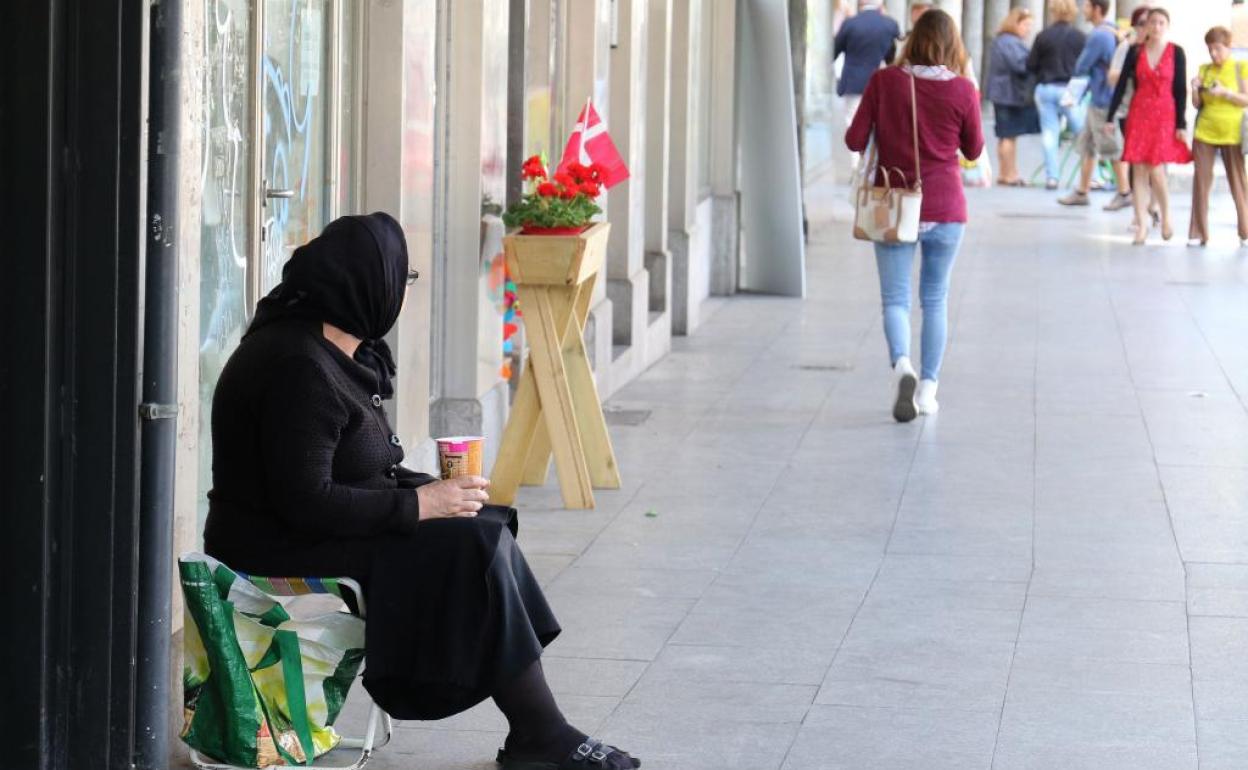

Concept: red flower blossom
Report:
left=579, top=181, right=601, bottom=198
left=558, top=185, right=578, bottom=200
left=588, top=163, right=606, bottom=182
left=553, top=171, right=576, bottom=189
left=521, top=155, right=546, bottom=179
left=565, top=162, right=590, bottom=184
left=536, top=181, right=560, bottom=197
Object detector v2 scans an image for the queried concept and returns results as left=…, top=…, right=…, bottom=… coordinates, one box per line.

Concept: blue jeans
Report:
left=874, top=223, right=964, bottom=382
left=1034, top=82, right=1086, bottom=183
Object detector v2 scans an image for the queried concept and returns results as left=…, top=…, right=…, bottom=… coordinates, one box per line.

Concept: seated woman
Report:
left=203, top=212, right=639, bottom=770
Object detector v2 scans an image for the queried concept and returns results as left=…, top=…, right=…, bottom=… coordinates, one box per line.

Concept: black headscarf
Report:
left=247, top=212, right=408, bottom=399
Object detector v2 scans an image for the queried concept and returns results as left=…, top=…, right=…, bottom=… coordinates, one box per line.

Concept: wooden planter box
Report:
left=491, top=221, right=620, bottom=509
left=503, top=222, right=611, bottom=286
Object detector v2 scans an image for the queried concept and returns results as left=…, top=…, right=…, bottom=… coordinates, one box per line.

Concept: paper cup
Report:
left=436, top=436, right=485, bottom=480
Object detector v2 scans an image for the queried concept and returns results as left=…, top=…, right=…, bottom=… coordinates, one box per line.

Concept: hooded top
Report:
left=248, top=212, right=408, bottom=398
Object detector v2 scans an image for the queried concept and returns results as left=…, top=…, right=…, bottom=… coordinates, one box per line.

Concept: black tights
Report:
left=493, top=659, right=583, bottom=755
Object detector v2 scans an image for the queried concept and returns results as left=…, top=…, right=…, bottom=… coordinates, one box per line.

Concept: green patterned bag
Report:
left=179, top=553, right=366, bottom=767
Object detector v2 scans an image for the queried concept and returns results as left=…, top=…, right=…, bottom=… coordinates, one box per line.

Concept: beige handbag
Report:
left=853, top=72, right=923, bottom=244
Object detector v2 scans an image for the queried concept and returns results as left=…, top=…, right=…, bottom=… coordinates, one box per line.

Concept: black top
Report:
left=1107, top=43, right=1188, bottom=130
left=1027, top=22, right=1086, bottom=85
left=203, top=317, right=428, bottom=558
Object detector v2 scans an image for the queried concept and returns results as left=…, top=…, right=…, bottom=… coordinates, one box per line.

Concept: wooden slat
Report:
left=525, top=285, right=595, bottom=508
left=560, top=276, right=621, bottom=489
left=489, top=360, right=542, bottom=505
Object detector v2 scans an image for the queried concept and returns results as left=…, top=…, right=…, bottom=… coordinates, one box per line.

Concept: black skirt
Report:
left=994, top=102, right=1041, bottom=138
left=205, top=505, right=561, bottom=720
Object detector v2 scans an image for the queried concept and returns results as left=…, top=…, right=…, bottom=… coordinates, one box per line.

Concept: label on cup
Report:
left=436, top=436, right=484, bottom=480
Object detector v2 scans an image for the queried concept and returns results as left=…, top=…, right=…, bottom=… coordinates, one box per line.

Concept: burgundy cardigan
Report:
left=846, top=66, right=985, bottom=223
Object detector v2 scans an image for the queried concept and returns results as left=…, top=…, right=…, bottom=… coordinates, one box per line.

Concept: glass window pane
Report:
left=199, top=0, right=255, bottom=536
left=261, top=0, right=333, bottom=294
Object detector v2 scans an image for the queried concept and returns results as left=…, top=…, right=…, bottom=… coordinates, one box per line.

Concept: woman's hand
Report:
left=1208, top=83, right=1230, bottom=99
left=1175, top=129, right=1187, bottom=144
left=1192, top=77, right=1204, bottom=94
left=416, top=476, right=490, bottom=519
left=1102, top=123, right=1116, bottom=136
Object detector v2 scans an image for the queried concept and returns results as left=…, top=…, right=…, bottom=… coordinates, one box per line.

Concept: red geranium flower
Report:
left=588, top=163, right=606, bottom=182
left=536, top=181, right=560, bottom=197
left=558, top=185, right=578, bottom=200
left=579, top=181, right=601, bottom=198
left=521, top=154, right=546, bottom=179
left=565, top=162, right=590, bottom=184
left=553, top=171, right=576, bottom=189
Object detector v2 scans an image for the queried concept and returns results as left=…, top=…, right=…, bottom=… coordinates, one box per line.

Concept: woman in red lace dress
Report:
left=1107, top=8, right=1192, bottom=244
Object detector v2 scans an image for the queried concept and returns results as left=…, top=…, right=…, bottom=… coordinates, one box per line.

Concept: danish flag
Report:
left=557, top=99, right=630, bottom=189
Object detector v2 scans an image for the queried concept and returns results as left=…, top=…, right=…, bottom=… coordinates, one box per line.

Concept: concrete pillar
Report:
left=428, top=0, right=512, bottom=467
left=984, top=0, right=1010, bottom=66
left=668, top=0, right=705, bottom=335
left=606, top=0, right=653, bottom=383
left=560, top=0, right=616, bottom=392
left=885, top=0, right=907, bottom=28
left=643, top=0, right=674, bottom=361
left=1023, top=0, right=1044, bottom=33
left=963, top=0, right=985, bottom=82
left=708, top=0, right=739, bottom=297
left=347, top=0, right=443, bottom=470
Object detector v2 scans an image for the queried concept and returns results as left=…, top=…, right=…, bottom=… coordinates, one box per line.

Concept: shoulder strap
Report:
left=909, top=71, right=921, bottom=187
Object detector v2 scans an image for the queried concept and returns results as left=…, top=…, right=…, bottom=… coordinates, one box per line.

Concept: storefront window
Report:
left=198, top=0, right=255, bottom=532
left=197, top=0, right=356, bottom=536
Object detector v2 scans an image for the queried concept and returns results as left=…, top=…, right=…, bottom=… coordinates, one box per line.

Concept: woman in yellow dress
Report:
left=1189, top=26, right=1248, bottom=246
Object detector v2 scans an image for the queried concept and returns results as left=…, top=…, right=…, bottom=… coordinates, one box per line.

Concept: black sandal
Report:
left=496, top=738, right=641, bottom=769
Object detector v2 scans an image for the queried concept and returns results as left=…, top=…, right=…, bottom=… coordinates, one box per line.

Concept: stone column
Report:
left=1023, top=0, right=1044, bottom=33
left=963, top=0, right=985, bottom=83
left=885, top=0, right=907, bottom=28
left=984, top=0, right=1010, bottom=72
left=667, top=0, right=703, bottom=335
left=708, top=0, right=739, bottom=297
left=427, top=0, right=513, bottom=464
left=605, top=0, right=653, bottom=384
left=642, top=0, right=674, bottom=363
left=561, top=0, right=617, bottom=391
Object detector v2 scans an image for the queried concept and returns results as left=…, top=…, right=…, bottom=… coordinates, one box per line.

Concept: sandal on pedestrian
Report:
left=497, top=739, right=641, bottom=769
left=998, top=178, right=1026, bottom=187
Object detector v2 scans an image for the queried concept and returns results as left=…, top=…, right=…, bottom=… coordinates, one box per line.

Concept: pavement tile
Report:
left=780, top=705, right=998, bottom=770
left=1187, top=562, right=1248, bottom=617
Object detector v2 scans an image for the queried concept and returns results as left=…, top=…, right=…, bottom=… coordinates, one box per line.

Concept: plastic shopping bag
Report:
left=179, top=553, right=365, bottom=767
left=960, top=152, right=991, bottom=188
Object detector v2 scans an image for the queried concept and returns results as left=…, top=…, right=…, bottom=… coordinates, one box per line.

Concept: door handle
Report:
left=265, top=187, right=295, bottom=199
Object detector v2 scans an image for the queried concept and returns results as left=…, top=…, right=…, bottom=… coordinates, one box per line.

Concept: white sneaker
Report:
left=916, top=379, right=939, bottom=415
left=892, top=357, right=918, bottom=423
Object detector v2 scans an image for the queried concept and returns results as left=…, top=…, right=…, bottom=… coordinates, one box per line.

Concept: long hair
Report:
left=900, top=9, right=967, bottom=72
left=997, top=7, right=1031, bottom=37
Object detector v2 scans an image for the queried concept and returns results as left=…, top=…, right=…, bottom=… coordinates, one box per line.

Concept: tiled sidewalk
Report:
left=311, top=176, right=1247, bottom=769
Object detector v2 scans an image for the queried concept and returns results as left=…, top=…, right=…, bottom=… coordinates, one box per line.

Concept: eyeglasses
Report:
left=406, top=269, right=420, bottom=286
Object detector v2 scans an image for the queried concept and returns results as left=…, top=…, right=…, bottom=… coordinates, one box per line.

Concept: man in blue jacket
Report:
left=1058, top=0, right=1128, bottom=208
left=835, top=0, right=901, bottom=128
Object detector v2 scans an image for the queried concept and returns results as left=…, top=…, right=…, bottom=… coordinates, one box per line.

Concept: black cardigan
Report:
left=203, top=317, right=434, bottom=559
left=1107, top=43, right=1187, bottom=130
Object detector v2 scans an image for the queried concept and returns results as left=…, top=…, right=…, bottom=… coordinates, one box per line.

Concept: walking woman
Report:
left=1027, top=0, right=1086, bottom=190
left=846, top=10, right=984, bottom=421
left=986, top=8, right=1039, bottom=186
left=1189, top=26, right=1248, bottom=246
left=204, top=213, right=641, bottom=770
left=1107, top=8, right=1192, bottom=245
left=1107, top=6, right=1158, bottom=227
